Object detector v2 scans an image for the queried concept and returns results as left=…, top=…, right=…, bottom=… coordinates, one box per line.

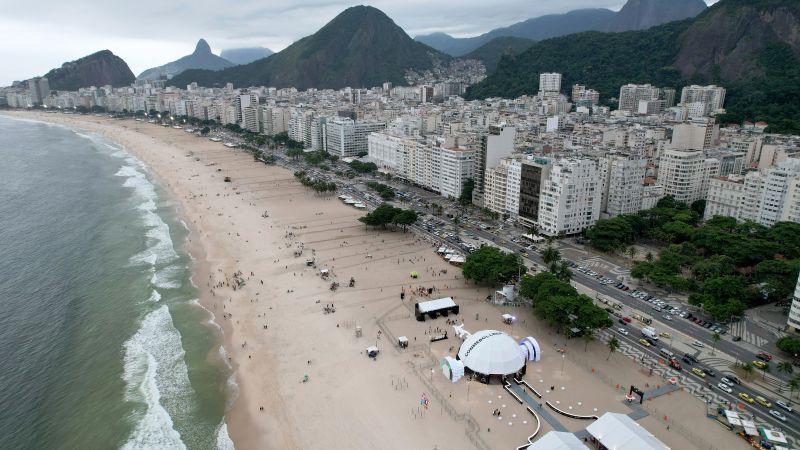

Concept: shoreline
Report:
left=1, top=111, right=752, bottom=450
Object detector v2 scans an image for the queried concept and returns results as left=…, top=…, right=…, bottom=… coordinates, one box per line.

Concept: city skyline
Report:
left=0, top=0, right=716, bottom=86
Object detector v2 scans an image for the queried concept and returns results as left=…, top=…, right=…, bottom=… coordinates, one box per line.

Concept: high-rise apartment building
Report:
left=539, top=73, right=562, bottom=94
left=618, top=84, right=660, bottom=112
left=28, top=77, right=50, bottom=105
left=740, top=159, right=800, bottom=226
left=518, top=158, right=550, bottom=230
left=537, top=158, right=601, bottom=236
left=787, top=273, right=800, bottom=332
left=658, top=148, right=719, bottom=204
left=484, top=157, right=522, bottom=219
left=473, top=125, right=516, bottom=205
left=599, top=153, right=647, bottom=217
left=325, top=118, right=385, bottom=157
left=680, top=85, right=726, bottom=111
left=670, top=119, right=719, bottom=151
left=704, top=175, right=746, bottom=221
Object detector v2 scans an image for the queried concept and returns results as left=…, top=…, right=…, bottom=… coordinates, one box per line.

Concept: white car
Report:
left=663, top=314, right=673, bottom=321
left=617, top=327, right=629, bottom=336
left=717, top=383, right=733, bottom=393
left=720, top=377, right=735, bottom=386
left=777, top=400, right=793, bottom=412
left=770, top=410, right=788, bottom=422
left=692, top=340, right=705, bottom=347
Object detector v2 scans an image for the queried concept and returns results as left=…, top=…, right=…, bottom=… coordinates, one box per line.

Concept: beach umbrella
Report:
left=519, top=337, right=542, bottom=362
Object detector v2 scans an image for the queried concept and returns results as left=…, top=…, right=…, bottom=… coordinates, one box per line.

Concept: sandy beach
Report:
left=3, top=111, right=750, bottom=450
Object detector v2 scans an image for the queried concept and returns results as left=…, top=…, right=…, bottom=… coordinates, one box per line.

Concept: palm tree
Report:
left=742, top=362, right=754, bottom=380
left=762, top=363, right=771, bottom=381
left=626, top=246, right=637, bottom=262
left=711, top=332, right=721, bottom=356
left=556, top=264, right=572, bottom=283
left=790, top=376, right=800, bottom=400
left=583, top=331, right=595, bottom=352
left=543, top=246, right=560, bottom=267
left=607, top=336, right=620, bottom=361
left=778, top=361, right=794, bottom=392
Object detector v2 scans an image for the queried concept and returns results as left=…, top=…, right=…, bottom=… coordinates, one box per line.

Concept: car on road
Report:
left=682, top=356, right=694, bottom=365
left=684, top=353, right=699, bottom=363
left=691, top=367, right=706, bottom=378
left=727, top=375, right=742, bottom=385
left=732, top=336, right=742, bottom=342
left=721, top=377, right=735, bottom=386
left=617, top=328, right=629, bottom=336
left=692, top=340, right=705, bottom=347
left=669, top=358, right=682, bottom=371
left=639, top=338, right=651, bottom=347
left=776, top=400, right=793, bottom=412
left=703, top=367, right=716, bottom=377
left=739, top=392, right=755, bottom=403
left=663, top=314, right=672, bottom=321
left=757, top=352, right=773, bottom=361
left=717, top=383, right=733, bottom=393
left=770, top=410, right=788, bottom=422
left=752, top=360, right=767, bottom=369
left=659, top=332, right=671, bottom=339
left=618, top=319, right=628, bottom=325
left=755, top=396, right=772, bottom=408
left=623, top=317, right=632, bottom=323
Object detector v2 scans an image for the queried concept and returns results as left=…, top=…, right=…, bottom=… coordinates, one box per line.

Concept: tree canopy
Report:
left=462, top=246, right=526, bottom=286
left=519, top=273, right=613, bottom=334
left=358, top=203, right=418, bottom=231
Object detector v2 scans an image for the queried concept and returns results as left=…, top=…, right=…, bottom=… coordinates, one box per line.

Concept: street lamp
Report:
left=561, top=353, right=566, bottom=375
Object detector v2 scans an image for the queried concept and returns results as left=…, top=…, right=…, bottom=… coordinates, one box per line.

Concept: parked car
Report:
left=733, top=336, right=742, bottom=342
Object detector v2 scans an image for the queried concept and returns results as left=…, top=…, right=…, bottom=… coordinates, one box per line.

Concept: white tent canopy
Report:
left=520, top=336, right=542, bottom=362
left=457, top=330, right=525, bottom=375
left=417, top=297, right=457, bottom=314
left=441, top=356, right=465, bottom=383
left=586, top=413, right=670, bottom=450
left=526, top=431, right=589, bottom=450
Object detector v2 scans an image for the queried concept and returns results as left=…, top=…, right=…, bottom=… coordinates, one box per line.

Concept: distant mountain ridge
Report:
left=220, top=47, right=274, bottom=65
left=42, top=50, right=135, bottom=91
left=416, top=0, right=707, bottom=57
left=464, top=0, right=800, bottom=134
left=171, top=6, right=448, bottom=90
left=462, top=37, right=534, bottom=72
left=138, top=39, right=234, bottom=80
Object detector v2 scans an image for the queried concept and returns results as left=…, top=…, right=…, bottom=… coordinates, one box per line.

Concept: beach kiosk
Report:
left=414, top=297, right=459, bottom=321
left=366, top=346, right=379, bottom=358
left=398, top=336, right=409, bottom=348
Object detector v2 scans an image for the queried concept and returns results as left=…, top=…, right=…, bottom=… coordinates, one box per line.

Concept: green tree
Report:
left=286, top=147, right=304, bottom=159
left=200, top=126, right=210, bottom=135
left=742, top=362, right=754, bottom=379
left=776, top=336, right=800, bottom=356
left=778, top=361, right=794, bottom=379
left=542, top=246, right=561, bottom=267
left=459, top=178, right=475, bottom=207
left=555, top=264, right=572, bottom=283
left=761, top=363, right=771, bottom=381
left=607, top=336, right=620, bottom=361
left=711, top=332, right=721, bottom=356
left=626, top=246, right=637, bottom=262
left=790, top=376, right=800, bottom=399
left=462, top=246, right=527, bottom=286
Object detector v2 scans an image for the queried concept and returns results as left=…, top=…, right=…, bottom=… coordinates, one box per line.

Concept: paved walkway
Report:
left=508, top=382, right=568, bottom=432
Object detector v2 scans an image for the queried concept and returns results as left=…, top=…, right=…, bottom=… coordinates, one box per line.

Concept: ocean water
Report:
left=0, top=116, right=233, bottom=449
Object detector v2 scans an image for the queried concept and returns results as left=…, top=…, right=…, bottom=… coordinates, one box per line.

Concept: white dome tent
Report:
left=457, top=330, right=525, bottom=383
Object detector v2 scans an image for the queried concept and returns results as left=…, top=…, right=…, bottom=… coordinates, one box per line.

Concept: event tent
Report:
left=526, top=431, right=588, bottom=450
left=457, top=330, right=525, bottom=376
left=519, top=337, right=542, bottom=362
left=441, top=356, right=465, bottom=383
left=586, top=413, right=669, bottom=450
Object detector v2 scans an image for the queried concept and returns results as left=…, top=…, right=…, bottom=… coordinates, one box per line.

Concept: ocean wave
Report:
left=147, top=290, right=162, bottom=303
left=122, top=305, right=192, bottom=450
left=150, top=266, right=183, bottom=290
left=215, top=422, right=235, bottom=450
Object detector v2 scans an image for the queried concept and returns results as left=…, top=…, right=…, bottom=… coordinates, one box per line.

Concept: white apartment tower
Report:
left=325, top=118, right=385, bottom=157
left=599, top=154, right=647, bottom=217
left=680, top=85, right=726, bottom=112
left=484, top=157, right=522, bottom=219
left=787, top=273, right=800, bottom=332
left=539, top=73, right=562, bottom=94
left=538, top=158, right=601, bottom=236
left=618, top=84, right=660, bottom=113
left=740, top=159, right=800, bottom=226
left=658, top=148, right=719, bottom=204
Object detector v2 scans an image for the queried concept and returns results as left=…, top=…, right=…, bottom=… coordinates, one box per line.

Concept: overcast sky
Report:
left=0, top=0, right=717, bottom=86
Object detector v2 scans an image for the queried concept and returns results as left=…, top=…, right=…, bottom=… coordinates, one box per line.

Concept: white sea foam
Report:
left=147, top=290, right=162, bottom=303
left=150, top=265, right=183, bottom=289
left=122, top=306, right=192, bottom=450
left=215, top=422, right=235, bottom=450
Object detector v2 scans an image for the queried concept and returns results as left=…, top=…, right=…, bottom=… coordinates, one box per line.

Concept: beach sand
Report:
left=4, top=111, right=750, bottom=450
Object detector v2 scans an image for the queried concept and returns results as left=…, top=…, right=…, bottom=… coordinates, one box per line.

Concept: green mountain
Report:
left=462, top=37, right=534, bottom=72
left=605, top=0, right=706, bottom=32
left=171, top=6, right=448, bottom=90
left=43, top=50, right=134, bottom=91
left=138, top=39, right=235, bottom=80
left=464, top=0, right=800, bottom=134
